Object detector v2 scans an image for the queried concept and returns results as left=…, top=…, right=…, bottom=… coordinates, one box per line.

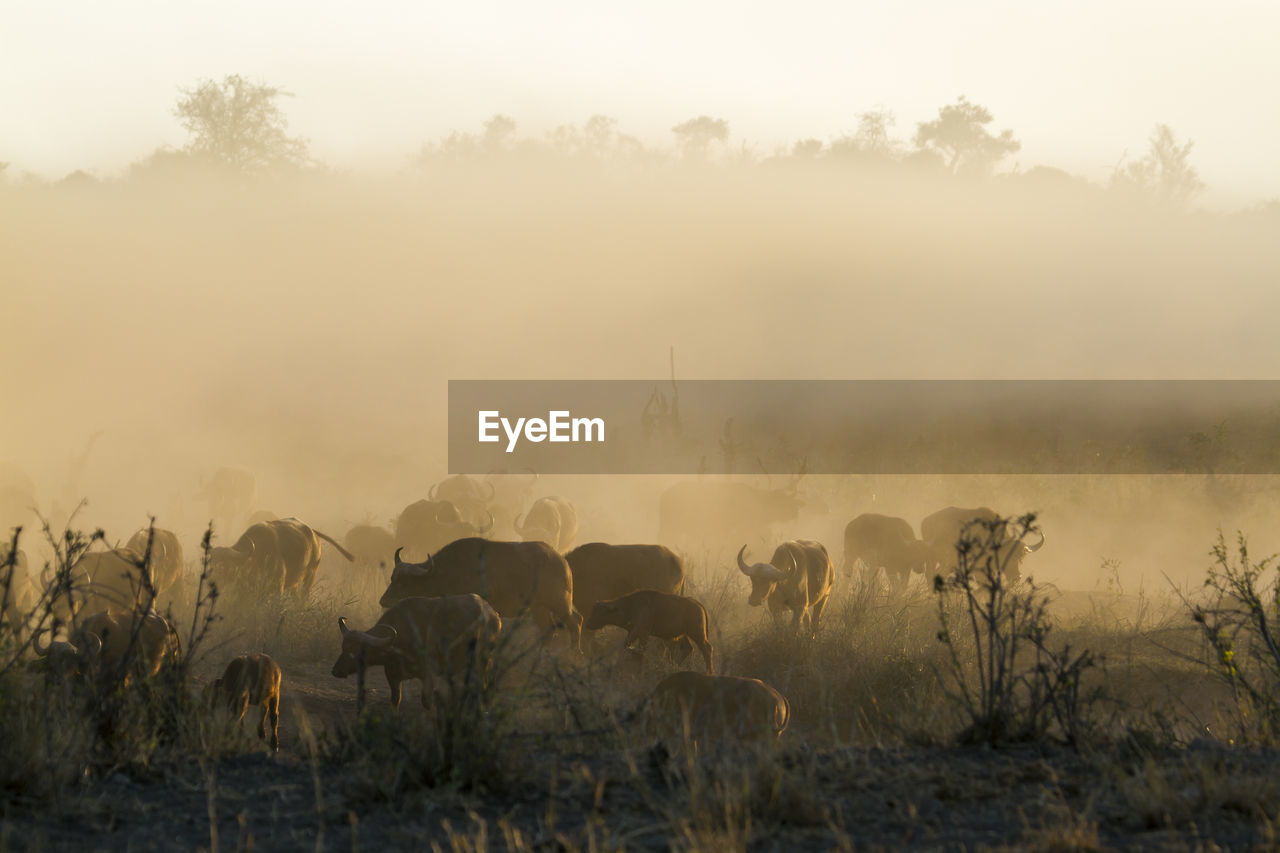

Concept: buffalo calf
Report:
left=208, top=653, right=283, bottom=751
left=585, top=589, right=714, bottom=673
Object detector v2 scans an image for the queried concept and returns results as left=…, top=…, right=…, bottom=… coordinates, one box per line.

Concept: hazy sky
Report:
left=4, top=1, right=1278, bottom=206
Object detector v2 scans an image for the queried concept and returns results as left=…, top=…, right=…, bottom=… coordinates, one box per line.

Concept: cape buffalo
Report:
left=380, top=538, right=581, bottom=652
left=36, top=609, right=181, bottom=685
left=737, top=539, right=834, bottom=636
left=332, top=594, right=502, bottom=709
left=210, top=517, right=355, bottom=602
left=67, top=546, right=176, bottom=615
left=514, top=496, right=578, bottom=552
left=640, top=671, right=790, bottom=748
left=585, top=590, right=714, bottom=673
left=565, top=543, right=686, bottom=644
left=395, top=499, right=492, bottom=562
left=842, top=513, right=928, bottom=590
left=428, top=475, right=495, bottom=529
left=207, top=653, right=283, bottom=751
left=920, top=506, right=1044, bottom=583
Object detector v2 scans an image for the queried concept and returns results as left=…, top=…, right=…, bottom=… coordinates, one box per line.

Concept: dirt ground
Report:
left=3, top=663, right=1278, bottom=852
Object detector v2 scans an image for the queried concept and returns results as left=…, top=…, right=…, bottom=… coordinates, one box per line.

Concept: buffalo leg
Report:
left=810, top=596, right=829, bottom=636
left=696, top=638, right=714, bottom=674
left=385, top=664, right=404, bottom=709
left=264, top=695, right=280, bottom=751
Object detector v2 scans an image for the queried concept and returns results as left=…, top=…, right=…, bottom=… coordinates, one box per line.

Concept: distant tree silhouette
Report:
left=1111, top=124, right=1204, bottom=209
left=421, top=114, right=524, bottom=162
left=672, top=116, right=729, bottom=162
left=830, top=107, right=900, bottom=161
left=548, top=115, right=646, bottom=163
left=914, top=97, right=1020, bottom=175
left=175, top=75, right=310, bottom=175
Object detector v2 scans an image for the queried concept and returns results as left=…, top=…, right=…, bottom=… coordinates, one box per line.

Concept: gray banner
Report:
left=447, top=380, right=1280, bottom=474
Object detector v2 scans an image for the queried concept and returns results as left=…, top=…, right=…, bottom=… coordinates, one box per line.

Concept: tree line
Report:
left=2, top=75, right=1215, bottom=211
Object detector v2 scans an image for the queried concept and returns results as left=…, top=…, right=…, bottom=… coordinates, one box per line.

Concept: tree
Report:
left=175, top=75, right=310, bottom=175
left=420, top=114, right=525, bottom=163
left=830, top=107, right=900, bottom=161
left=1111, top=124, right=1204, bottom=209
left=548, top=115, right=646, bottom=163
left=914, top=97, right=1020, bottom=176
left=672, top=116, right=729, bottom=162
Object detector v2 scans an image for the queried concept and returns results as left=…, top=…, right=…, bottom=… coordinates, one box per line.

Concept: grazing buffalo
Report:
left=920, top=506, right=1045, bottom=583
left=737, top=540, right=834, bottom=636
left=585, top=590, right=714, bottom=673
left=207, top=654, right=283, bottom=751
left=36, top=609, right=181, bottom=684
left=210, top=517, right=355, bottom=602
left=395, top=499, right=492, bottom=562
left=332, top=594, right=502, bottom=709
left=658, top=481, right=802, bottom=550
left=641, top=672, right=791, bottom=747
left=515, top=496, right=578, bottom=552
left=566, top=543, right=686, bottom=643
left=842, top=513, right=928, bottom=589
left=380, top=538, right=581, bottom=652
left=429, top=475, right=495, bottom=530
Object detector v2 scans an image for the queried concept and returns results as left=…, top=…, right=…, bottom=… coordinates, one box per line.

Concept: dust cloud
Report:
left=3, top=145, right=1279, bottom=590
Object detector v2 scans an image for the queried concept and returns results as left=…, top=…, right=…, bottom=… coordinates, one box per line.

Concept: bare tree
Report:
left=830, top=107, right=901, bottom=161
left=1111, top=124, right=1204, bottom=209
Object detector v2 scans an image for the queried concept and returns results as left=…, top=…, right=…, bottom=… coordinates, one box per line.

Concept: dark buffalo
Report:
left=842, top=513, right=928, bottom=589
left=332, top=594, right=502, bottom=709
left=565, top=543, right=686, bottom=645
left=210, top=517, right=354, bottom=602
left=920, top=506, right=1045, bottom=583
left=585, top=590, right=714, bottom=673
left=380, top=538, right=581, bottom=651
left=640, top=672, right=791, bottom=748
left=429, top=475, right=495, bottom=530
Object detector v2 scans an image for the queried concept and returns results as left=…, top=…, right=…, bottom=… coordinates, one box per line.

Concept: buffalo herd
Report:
left=4, top=472, right=1043, bottom=753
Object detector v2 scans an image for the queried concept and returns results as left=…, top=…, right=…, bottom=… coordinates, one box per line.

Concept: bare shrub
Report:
left=1185, top=532, right=1280, bottom=742
left=934, top=513, right=1103, bottom=746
